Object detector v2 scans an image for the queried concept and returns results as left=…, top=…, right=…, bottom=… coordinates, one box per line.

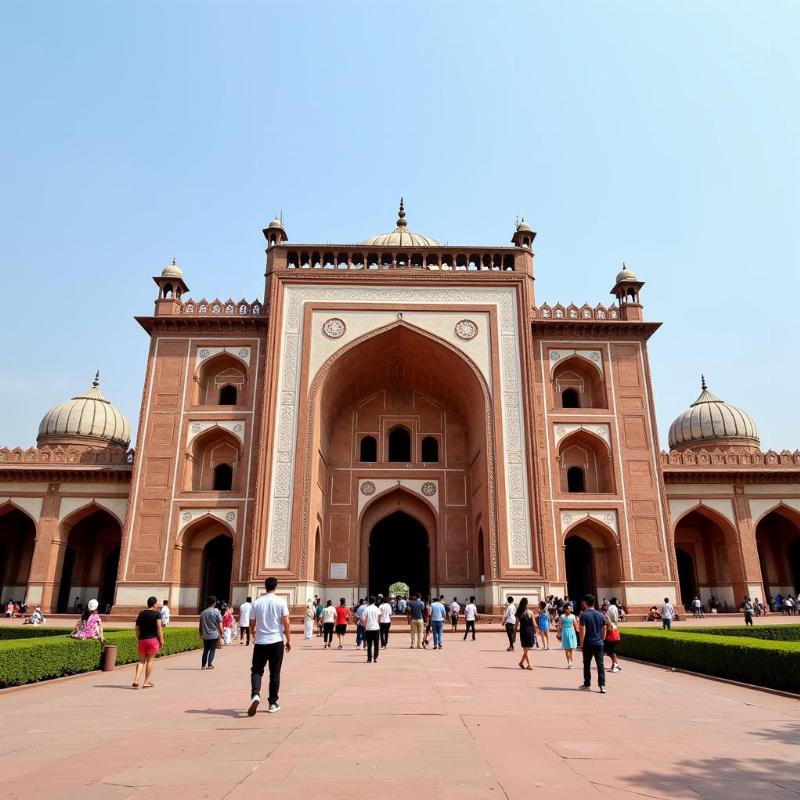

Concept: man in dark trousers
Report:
left=578, top=593, right=607, bottom=694
left=248, top=577, right=291, bottom=716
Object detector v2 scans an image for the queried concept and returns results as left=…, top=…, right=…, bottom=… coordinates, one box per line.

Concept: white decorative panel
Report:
left=265, top=285, right=533, bottom=569
left=553, top=423, right=610, bottom=447
left=549, top=349, right=603, bottom=373
left=560, top=509, right=618, bottom=536
left=0, top=496, right=42, bottom=523
left=749, top=498, right=800, bottom=526
left=195, top=346, right=251, bottom=368
left=177, top=507, right=238, bottom=533
left=57, top=496, right=128, bottom=524
left=357, top=478, right=440, bottom=516
left=186, top=420, right=245, bottom=445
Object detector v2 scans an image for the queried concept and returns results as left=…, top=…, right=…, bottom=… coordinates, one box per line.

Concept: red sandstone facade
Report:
left=1, top=209, right=798, bottom=613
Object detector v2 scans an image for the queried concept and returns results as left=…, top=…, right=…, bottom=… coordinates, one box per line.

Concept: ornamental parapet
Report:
left=533, top=303, right=620, bottom=321
left=0, top=446, right=135, bottom=466
left=270, top=245, right=529, bottom=274
left=176, top=298, right=264, bottom=316
left=660, top=449, right=800, bottom=468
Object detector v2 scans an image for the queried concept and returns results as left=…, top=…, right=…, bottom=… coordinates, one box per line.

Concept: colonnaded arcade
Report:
left=2, top=203, right=799, bottom=614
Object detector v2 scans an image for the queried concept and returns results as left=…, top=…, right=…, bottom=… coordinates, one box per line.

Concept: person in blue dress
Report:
left=557, top=602, right=578, bottom=668
left=537, top=601, right=549, bottom=650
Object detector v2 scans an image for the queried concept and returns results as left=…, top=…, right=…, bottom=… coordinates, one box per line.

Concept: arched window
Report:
left=360, top=435, right=377, bottom=462
left=561, top=388, right=580, bottom=408
left=567, top=466, right=585, bottom=493
left=218, top=385, right=237, bottom=405
left=421, top=436, right=439, bottom=462
left=213, top=463, right=233, bottom=491
left=388, top=427, right=411, bottom=462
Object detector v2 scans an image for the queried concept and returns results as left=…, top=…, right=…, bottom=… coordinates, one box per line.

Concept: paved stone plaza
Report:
left=0, top=631, right=798, bottom=799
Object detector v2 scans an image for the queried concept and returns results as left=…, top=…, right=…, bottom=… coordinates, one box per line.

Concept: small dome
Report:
left=668, top=377, right=759, bottom=451
left=516, top=218, right=533, bottom=233
left=37, top=372, right=131, bottom=448
left=362, top=198, right=440, bottom=247
left=615, top=262, right=638, bottom=283
left=267, top=217, right=285, bottom=230
left=161, top=259, right=183, bottom=279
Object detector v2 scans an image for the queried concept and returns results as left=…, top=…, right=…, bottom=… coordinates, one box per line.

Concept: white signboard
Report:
left=329, top=562, right=348, bottom=580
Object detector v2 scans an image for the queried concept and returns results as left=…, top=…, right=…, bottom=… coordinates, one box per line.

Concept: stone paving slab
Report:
left=0, top=632, right=798, bottom=798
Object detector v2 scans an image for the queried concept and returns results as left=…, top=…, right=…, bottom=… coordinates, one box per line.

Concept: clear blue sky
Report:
left=1, top=1, right=798, bottom=450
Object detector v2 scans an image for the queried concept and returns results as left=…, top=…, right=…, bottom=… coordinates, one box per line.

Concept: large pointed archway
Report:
left=0, top=505, right=36, bottom=604
left=300, top=321, right=497, bottom=596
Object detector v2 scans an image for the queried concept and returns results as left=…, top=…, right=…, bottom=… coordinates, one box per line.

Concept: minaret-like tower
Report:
left=511, top=217, right=536, bottom=249
left=610, top=262, right=645, bottom=320
left=152, top=259, right=189, bottom=316
left=262, top=215, right=288, bottom=248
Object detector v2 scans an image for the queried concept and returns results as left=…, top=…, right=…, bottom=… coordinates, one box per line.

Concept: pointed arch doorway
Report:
left=368, top=511, right=429, bottom=598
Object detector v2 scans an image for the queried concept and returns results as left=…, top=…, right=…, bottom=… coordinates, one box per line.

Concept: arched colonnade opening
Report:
left=756, top=508, right=800, bottom=600
left=0, top=505, right=36, bottom=604
left=563, top=520, right=622, bottom=603
left=55, top=506, right=122, bottom=613
left=175, top=516, right=234, bottom=612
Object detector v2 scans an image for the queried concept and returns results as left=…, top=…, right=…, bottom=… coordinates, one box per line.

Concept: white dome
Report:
left=37, top=373, right=131, bottom=448
left=615, top=263, right=638, bottom=283
left=668, top=378, right=759, bottom=450
left=362, top=198, right=440, bottom=247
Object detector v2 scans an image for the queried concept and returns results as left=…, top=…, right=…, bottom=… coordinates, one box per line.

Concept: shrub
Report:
left=618, top=628, right=800, bottom=693
left=0, top=627, right=78, bottom=641
left=0, top=627, right=202, bottom=688
left=684, top=625, right=800, bottom=642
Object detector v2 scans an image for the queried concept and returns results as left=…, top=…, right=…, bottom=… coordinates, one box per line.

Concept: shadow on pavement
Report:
left=185, top=707, right=250, bottom=719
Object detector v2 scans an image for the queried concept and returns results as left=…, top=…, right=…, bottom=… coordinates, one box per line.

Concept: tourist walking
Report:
left=503, top=596, right=517, bottom=651
left=321, top=600, right=336, bottom=648
left=378, top=596, right=393, bottom=647
left=160, top=599, right=170, bottom=628
left=742, top=596, right=754, bottom=626
left=222, top=604, right=234, bottom=645
left=315, top=597, right=324, bottom=636
left=362, top=596, right=381, bottom=663
left=463, top=596, right=477, bottom=641
left=557, top=602, right=578, bottom=668
left=692, top=596, right=704, bottom=619
left=537, top=601, right=549, bottom=649
left=304, top=600, right=315, bottom=640
left=430, top=595, right=447, bottom=650
left=200, top=596, right=223, bottom=669
left=335, top=598, right=350, bottom=649
left=422, top=596, right=433, bottom=648
left=408, top=593, right=425, bottom=648
left=248, top=576, right=291, bottom=716
left=578, top=594, right=607, bottom=693
left=604, top=608, right=622, bottom=672
left=449, top=597, right=460, bottom=631
left=515, top=597, right=535, bottom=670
left=661, top=597, right=675, bottom=631
left=354, top=598, right=367, bottom=648
left=132, top=596, right=164, bottom=689
left=239, top=596, right=252, bottom=646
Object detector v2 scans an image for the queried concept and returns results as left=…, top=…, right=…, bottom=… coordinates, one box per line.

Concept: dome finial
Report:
left=93, top=370, right=100, bottom=388
left=396, top=197, right=407, bottom=228
left=700, top=374, right=707, bottom=391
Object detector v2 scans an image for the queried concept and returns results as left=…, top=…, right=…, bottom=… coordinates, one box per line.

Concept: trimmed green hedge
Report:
left=0, top=626, right=87, bottom=641
left=618, top=628, right=800, bottom=693
left=0, top=628, right=202, bottom=688
left=683, top=625, right=800, bottom=642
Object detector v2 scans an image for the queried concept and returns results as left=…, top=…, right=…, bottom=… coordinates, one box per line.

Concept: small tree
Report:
left=388, top=581, right=410, bottom=596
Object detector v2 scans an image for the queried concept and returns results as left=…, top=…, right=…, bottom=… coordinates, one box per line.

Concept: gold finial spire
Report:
left=396, top=197, right=407, bottom=228
left=93, top=370, right=100, bottom=388
left=701, top=374, right=707, bottom=391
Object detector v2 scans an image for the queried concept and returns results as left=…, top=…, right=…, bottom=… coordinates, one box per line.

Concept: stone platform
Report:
left=0, top=631, right=798, bottom=798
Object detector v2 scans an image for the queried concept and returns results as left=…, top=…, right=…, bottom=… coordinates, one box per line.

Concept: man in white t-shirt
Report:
left=378, top=597, right=393, bottom=648
left=362, top=596, right=381, bottom=663
left=463, top=595, right=478, bottom=641
left=449, top=597, right=461, bottom=631
left=660, top=597, right=675, bottom=631
left=247, top=578, right=291, bottom=716
left=159, top=599, right=170, bottom=627
left=239, top=596, right=253, bottom=646
left=503, top=596, right=517, bottom=651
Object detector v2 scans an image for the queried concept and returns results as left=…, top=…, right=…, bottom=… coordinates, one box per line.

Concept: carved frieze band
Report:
left=186, top=420, right=245, bottom=446
left=549, top=349, right=603, bottom=374
left=178, top=507, right=238, bottom=534
left=560, top=509, right=618, bottom=536
left=195, top=346, right=251, bottom=368
left=265, top=285, right=532, bottom=570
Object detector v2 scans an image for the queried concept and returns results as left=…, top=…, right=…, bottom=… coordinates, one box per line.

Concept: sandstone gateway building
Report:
left=2, top=204, right=799, bottom=614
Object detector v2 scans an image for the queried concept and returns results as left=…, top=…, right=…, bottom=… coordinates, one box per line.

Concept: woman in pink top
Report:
left=222, top=606, right=234, bottom=645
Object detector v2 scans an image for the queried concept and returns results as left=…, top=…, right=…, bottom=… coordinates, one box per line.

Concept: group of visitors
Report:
left=5, top=598, right=46, bottom=625
left=772, top=592, right=797, bottom=615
